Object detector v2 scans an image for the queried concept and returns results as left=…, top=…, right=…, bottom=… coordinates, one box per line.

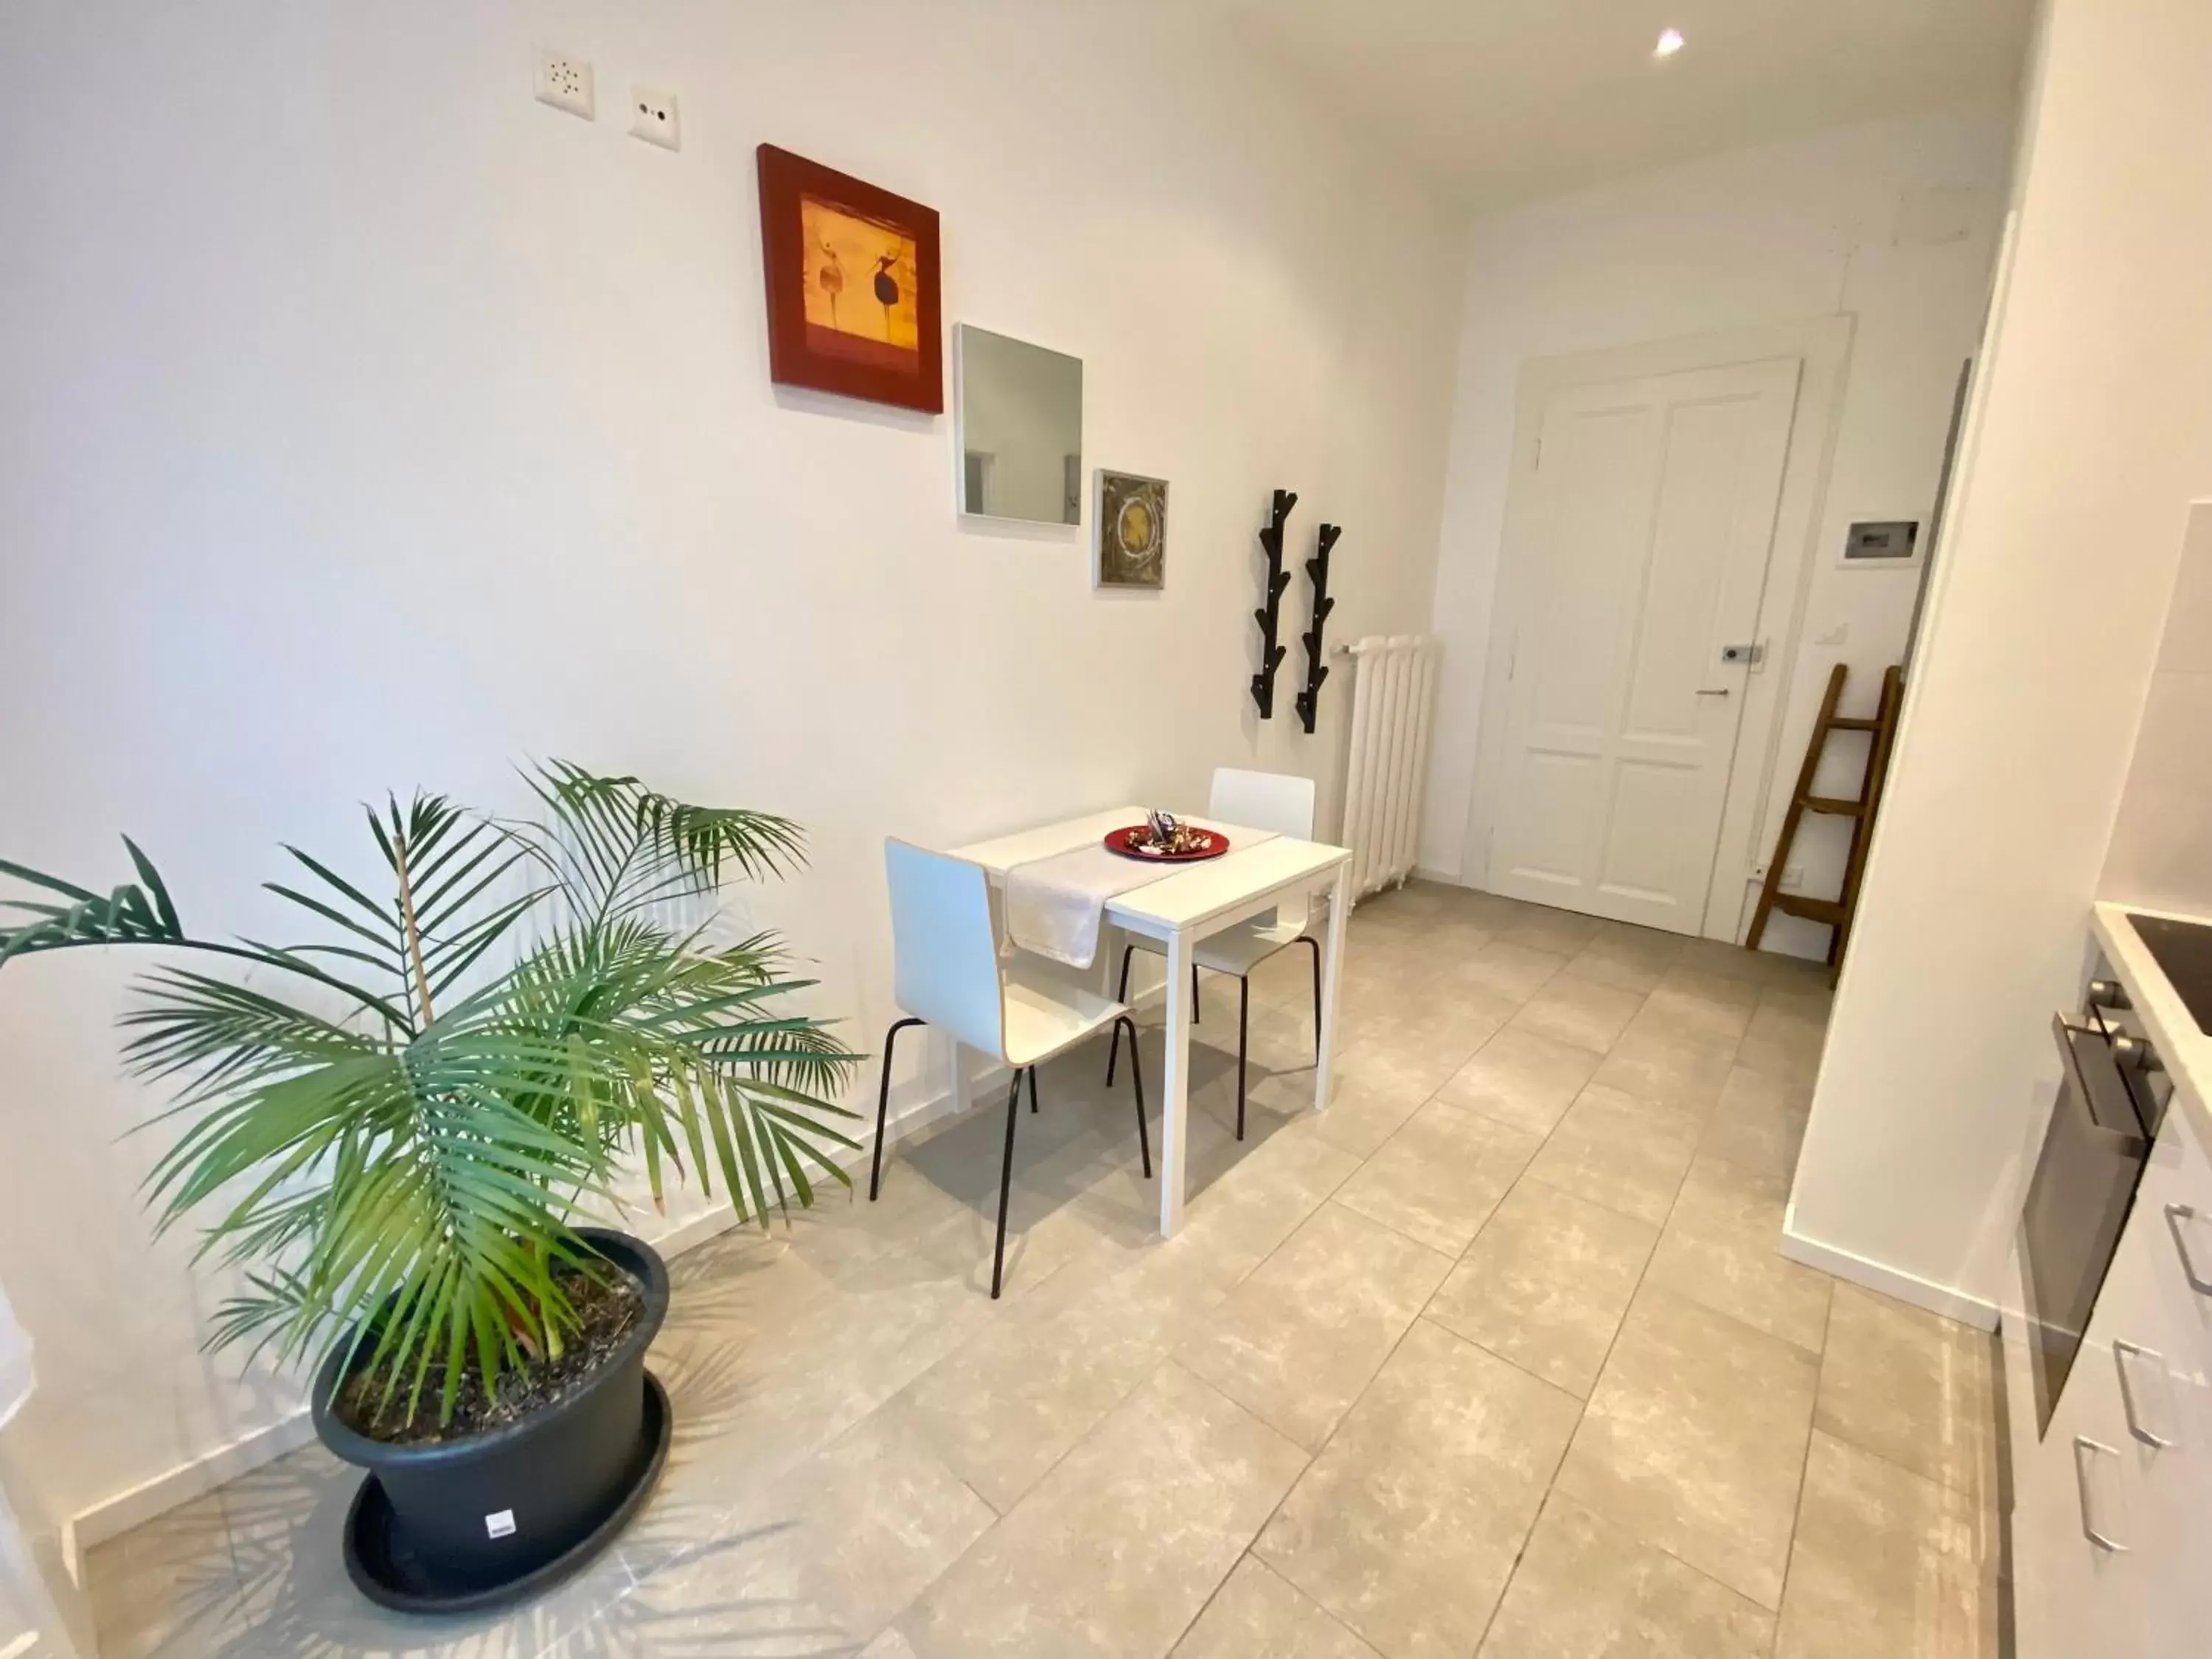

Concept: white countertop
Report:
left=2092, top=900, right=2212, bottom=1151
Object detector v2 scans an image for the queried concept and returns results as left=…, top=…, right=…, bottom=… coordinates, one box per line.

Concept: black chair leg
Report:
left=869, top=1016, right=927, bottom=1202
left=1105, top=944, right=1135, bottom=1085
left=1028, top=1065, right=1040, bottom=1115
left=1298, top=935, right=1323, bottom=1065
left=1236, top=975, right=1250, bottom=1141
left=1192, top=963, right=1202, bottom=1024
left=991, top=1068, right=1024, bottom=1299
left=1117, top=1015, right=1152, bottom=1179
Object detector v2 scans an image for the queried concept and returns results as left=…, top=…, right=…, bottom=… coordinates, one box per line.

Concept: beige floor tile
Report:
left=1733, top=1031, right=1823, bottom=1086
left=1253, top=1040, right=1444, bottom=1161
left=658, top=1264, right=998, bottom=1517
left=1697, top=1067, right=1813, bottom=1181
left=1163, top=1122, right=1364, bottom=1295
left=1171, top=1557, right=1383, bottom=1659
left=860, top=1630, right=927, bottom=1658
left=1554, top=1286, right=1820, bottom=1610
left=895, top=1363, right=1308, bottom=1659
left=1346, top=998, right=1512, bottom=1081
left=1774, top=1433, right=1997, bottom=1659
left=1458, top=937, right=1572, bottom=1002
left=1257, top=1320, right=1581, bottom=1659
left=1814, top=1284, right=1997, bottom=1507
left=1523, top=1085, right=1702, bottom=1225
left=1436, top=1029, right=1601, bottom=1136
left=1644, top=1155, right=1832, bottom=1356
left=883, top=1245, right=1219, bottom=1512
left=1733, top=999, right=1828, bottom=1086
left=1760, top=982, right=1834, bottom=1026
left=1590, top=1027, right=1735, bottom=1119
left=623, top=1408, right=995, bottom=1651
left=1675, top=938, right=1828, bottom=988
left=1557, top=925, right=1685, bottom=995
left=1478, top=1492, right=1775, bottom=1659
left=1428, top=1181, right=1658, bottom=1397
left=1505, top=976, right=1646, bottom=1055
left=1637, top=967, right=1762, bottom=1047
left=1333, top=1099, right=1543, bottom=1255
left=1178, top=1203, right=1452, bottom=1450
left=1493, top=904, right=1607, bottom=957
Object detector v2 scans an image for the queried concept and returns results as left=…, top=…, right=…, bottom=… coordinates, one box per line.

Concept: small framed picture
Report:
left=756, top=145, right=944, bottom=413
left=1093, top=470, right=1168, bottom=590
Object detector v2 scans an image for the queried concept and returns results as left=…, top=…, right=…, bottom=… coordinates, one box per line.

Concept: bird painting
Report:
left=872, top=254, right=900, bottom=341
left=815, top=240, right=844, bottom=330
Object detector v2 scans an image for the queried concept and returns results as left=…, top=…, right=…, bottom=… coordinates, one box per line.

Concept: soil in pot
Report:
left=335, top=1259, right=644, bottom=1446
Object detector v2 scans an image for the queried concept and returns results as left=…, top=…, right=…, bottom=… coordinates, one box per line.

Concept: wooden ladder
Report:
left=1745, top=662, right=1905, bottom=973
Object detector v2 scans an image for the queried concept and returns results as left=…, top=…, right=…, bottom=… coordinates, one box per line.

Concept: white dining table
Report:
left=947, top=806, right=1352, bottom=1237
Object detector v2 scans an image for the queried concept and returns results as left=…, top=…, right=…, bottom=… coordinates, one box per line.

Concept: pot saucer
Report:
left=341, top=1371, right=671, bottom=1614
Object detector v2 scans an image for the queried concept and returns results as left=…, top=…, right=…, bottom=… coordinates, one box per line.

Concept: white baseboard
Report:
left=70, top=1408, right=319, bottom=1550
left=1411, top=863, right=1464, bottom=887
left=1780, top=1211, right=2000, bottom=1331
left=68, top=1068, right=982, bottom=1548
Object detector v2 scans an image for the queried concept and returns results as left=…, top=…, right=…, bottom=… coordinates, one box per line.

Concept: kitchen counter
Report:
left=2093, top=900, right=2212, bottom=1150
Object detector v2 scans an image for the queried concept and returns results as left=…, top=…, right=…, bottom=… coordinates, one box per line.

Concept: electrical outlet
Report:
left=536, top=51, right=594, bottom=120
left=630, top=86, right=680, bottom=150
left=1780, top=864, right=1806, bottom=892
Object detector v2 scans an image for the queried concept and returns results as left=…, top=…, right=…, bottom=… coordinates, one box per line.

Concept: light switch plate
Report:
left=630, top=86, right=680, bottom=150
left=536, top=51, right=594, bottom=120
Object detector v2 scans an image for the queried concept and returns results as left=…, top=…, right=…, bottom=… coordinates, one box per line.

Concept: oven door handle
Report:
left=2051, top=1013, right=2152, bottom=1152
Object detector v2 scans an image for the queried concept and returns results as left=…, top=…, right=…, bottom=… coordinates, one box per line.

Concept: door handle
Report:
left=2074, top=1436, right=2129, bottom=1551
left=2115, top=1341, right=2175, bottom=1448
left=1695, top=688, right=1732, bottom=698
left=2166, top=1204, right=2212, bottom=1295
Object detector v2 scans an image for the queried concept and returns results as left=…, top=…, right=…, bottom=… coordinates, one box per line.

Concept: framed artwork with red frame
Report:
left=756, top=144, right=944, bottom=414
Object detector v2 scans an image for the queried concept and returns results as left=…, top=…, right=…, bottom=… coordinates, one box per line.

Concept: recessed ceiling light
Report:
left=1655, top=27, right=1686, bottom=58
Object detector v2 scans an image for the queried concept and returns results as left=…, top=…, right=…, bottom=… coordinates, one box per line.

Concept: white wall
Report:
left=0, top=0, right=1462, bottom=1528
left=2101, top=503, right=2212, bottom=915
left=1419, top=105, right=2017, bottom=953
left=1787, top=0, right=2212, bottom=1318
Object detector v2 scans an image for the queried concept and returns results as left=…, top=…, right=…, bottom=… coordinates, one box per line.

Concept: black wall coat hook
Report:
left=1294, top=522, right=1340, bottom=735
left=1250, top=489, right=1297, bottom=719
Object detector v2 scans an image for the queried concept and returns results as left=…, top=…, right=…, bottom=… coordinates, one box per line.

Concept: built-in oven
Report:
left=2018, top=968, right=2171, bottom=1435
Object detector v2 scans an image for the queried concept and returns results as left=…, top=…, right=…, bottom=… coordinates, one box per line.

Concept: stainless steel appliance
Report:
left=2019, top=964, right=2171, bottom=1434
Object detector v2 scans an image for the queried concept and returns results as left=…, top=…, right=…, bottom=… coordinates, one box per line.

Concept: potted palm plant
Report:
left=0, top=764, right=858, bottom=1611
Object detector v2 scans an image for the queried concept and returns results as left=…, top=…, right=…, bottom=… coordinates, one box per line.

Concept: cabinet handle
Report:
left=2114, top=1341, right=2174, bottom=1448
left=2167, top=1203, right=2212, bottom=1295
left=2074, top=1436, right=2129, bottom=1551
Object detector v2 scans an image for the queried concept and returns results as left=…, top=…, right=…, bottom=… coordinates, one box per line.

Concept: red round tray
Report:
left=1103, top=825, right=1231, bottom=863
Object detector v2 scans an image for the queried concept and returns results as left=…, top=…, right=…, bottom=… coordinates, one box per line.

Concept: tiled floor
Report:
left=86, top=883, right=2004, bottom=1659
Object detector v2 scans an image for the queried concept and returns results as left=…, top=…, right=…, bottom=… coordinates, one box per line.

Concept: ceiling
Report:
left=1206, top=0, right=2037, bottom=212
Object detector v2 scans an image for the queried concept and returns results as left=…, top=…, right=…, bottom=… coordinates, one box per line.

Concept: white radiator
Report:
left=1338, top=634, right=1440, bottom=900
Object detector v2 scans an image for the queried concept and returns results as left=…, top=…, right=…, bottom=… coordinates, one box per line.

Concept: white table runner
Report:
left=1005, top=821, right=1276, bottom=969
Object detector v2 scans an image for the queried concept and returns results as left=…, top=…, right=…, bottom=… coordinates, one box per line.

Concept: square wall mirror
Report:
left=954, top=324, right=1082, bottom=526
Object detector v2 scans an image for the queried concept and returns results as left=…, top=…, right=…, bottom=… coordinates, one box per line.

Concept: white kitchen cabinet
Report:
left=2011, top=1099, right=2212, bottom=1658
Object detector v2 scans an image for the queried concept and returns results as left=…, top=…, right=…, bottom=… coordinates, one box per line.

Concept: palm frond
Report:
left=0, top=838, right=184, bottom=964
left=520, top=761, right=807, bottom=925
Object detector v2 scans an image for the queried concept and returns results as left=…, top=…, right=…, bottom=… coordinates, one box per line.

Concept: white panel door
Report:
left=1487, top=357, right=1801, bottom=933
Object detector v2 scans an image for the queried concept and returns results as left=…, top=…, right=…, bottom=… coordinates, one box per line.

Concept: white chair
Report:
left=1105, top=768, right=1321, bottom=1139
left=871, top=839, right=1150, bottom=1298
